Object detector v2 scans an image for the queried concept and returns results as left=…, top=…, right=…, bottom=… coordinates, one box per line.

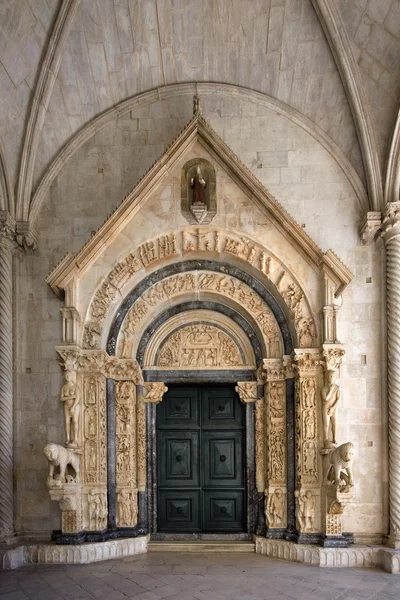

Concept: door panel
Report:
left=158, top=490, right=201, bottom=531
left=158, top=431, right=199, bottom=487
left=157, top=387, right=199, bottom=429
left=203, top=432, right=243, bottom=486
left=203, top=491, right=244, bottom=531
left=157, top=385, right=245, bottom=533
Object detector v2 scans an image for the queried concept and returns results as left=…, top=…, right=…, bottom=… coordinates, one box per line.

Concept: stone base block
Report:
left=0, top=536, right=148, bottom=570
left=255, top=537, right=400, bottom=574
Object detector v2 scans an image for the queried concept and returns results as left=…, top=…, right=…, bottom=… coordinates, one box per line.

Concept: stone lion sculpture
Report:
left=44, top=443, right=80, bottom=486
left=325, top=442, right=355, bottom=492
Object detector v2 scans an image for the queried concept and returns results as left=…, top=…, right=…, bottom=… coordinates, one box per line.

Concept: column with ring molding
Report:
left=0, top=212, right=15, bottom=542
left=381, top=202, right=400, bottom=549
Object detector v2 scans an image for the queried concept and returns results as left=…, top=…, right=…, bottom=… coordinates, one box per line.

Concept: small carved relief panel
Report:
left=157, top=324, right=244, bottom=368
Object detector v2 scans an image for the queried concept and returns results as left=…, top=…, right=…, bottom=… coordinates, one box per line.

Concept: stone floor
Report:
left=0, top=552, right=400, bottom=600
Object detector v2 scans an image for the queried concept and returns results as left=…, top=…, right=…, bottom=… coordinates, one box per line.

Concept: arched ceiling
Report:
left=0, top=0, right=399, bottom=224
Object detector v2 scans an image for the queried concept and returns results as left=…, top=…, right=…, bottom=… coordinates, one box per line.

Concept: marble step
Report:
left=148, top=540, right=255, bottom=553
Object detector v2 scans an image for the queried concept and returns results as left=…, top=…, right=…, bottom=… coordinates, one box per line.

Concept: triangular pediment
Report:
left=47, top=115, right=352, bottom=297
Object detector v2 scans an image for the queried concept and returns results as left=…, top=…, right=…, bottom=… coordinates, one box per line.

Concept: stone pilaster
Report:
left=293, top=349, right=322, bottom=542
left=0, top=212, right=16, bottom=542
left=262, top=359, right=287, bottom=533
left=381, top=202, right=400, bottom=549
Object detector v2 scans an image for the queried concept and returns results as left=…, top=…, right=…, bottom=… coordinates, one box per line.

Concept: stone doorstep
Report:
left=148, top=540, right=256, bottom=552
left=0, top=536, right=399, bottom=574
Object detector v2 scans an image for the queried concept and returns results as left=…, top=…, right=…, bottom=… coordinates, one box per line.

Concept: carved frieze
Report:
left=265, top=488, right=286, bottom=528
left=84, top=228, right=317, bottom=349
left=87, top=489, right=107, bottom=531
left=117, top=488, right=138, bottom=528
left=120, top=271, right=283, bottom=357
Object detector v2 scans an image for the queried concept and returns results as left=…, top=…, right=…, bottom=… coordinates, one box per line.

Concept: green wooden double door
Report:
left=157, top=385, right=246, bottom=532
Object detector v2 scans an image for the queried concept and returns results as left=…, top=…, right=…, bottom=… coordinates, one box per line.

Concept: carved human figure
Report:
left=117, top=488, right=136, bottom=526
left=304, top=410, right=315, bottom=439
left=88, top=488, right=97, bottom=529
left=302, top=378, right=316, bottom=408
left=269, top=383, right=284, bottom=418
left=190, top=166, right=207, bottom=206
left=295, top=489, right=315, bottom=532
left=87, top=378, right=97, bottom=405
left=321, top=370, right=340, bottom=448
left=61, top=370, right=81, bottom=448
left=266, top=488, right=284, bottom=527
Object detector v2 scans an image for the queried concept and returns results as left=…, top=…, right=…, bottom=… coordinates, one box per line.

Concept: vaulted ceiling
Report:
left=0, top=0, right=399, bottom=224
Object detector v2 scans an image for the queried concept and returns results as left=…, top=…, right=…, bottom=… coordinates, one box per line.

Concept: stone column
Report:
left=381, top=202, right=400, bottom=549
left=0, top=212, right=15, bottom=542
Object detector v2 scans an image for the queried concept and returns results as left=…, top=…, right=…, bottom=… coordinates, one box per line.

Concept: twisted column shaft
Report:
left=0, top=234, right=14, bottom=541
left=382, top=203, right=400, bottom=549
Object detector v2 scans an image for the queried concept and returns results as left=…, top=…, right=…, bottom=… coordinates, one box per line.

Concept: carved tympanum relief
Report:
left=157, top=324, right=244, bottom=368
left=83, top=228, right=317, bottom=351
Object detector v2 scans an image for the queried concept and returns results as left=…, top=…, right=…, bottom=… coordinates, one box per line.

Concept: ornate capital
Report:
left=359, top=211, right=381, bottom=245
left=143, top=382, right=168, bottom=404
left=292, top=349, right=322, bottom=375
left=235, top=381, right=257, bottom=403
left=380, top=202, right=400, bottom=244
left=261, top=358, right=285, bottom=381
left=322, top=344, right=345, bottom=372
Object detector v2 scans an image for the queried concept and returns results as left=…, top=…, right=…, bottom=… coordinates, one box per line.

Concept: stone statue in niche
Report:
left=295, top=489, right=315, bottom=532
left=61, top=371, right=80, bottom=448
left=266, top=489, right=285, bottom=527
left=44, top=443, right=80, bottom=487
left=325, top=442, right=355, bottom=492
left=321, top=370, right=340, bottom=448
left=181, top=159, right=216, bottom=225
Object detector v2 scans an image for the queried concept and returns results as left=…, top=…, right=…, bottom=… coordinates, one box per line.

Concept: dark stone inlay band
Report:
left=107, top=260, right=294, bottom=355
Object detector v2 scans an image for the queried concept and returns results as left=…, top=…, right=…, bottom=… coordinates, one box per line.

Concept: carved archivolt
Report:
left=83, top=227, right=318, bottom=350
left=119, top=270, right=287, bottom=359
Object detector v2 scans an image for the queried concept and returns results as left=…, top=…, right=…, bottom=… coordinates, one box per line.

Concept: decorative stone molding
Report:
left=235, top=382, right=257, bottom=403
left=359, top=211, right=382, bottom=245
left=142, top=382, right=168, bottom=404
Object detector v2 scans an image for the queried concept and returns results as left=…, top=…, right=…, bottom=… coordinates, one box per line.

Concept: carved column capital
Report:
left=292, top=349, right=322, bottom=375
left=15, top=220, right=38, bottom=251
left=359, top=211, right=381, bottom=245
left=261, top=358, right=285, bottom=381
left=380, top=202, right=400, bottom=245
left=235, top=381, right=257, bottom=403
left=143, top=382, right=168, bottom=404
left=321, top=344, right=345, bottom=373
